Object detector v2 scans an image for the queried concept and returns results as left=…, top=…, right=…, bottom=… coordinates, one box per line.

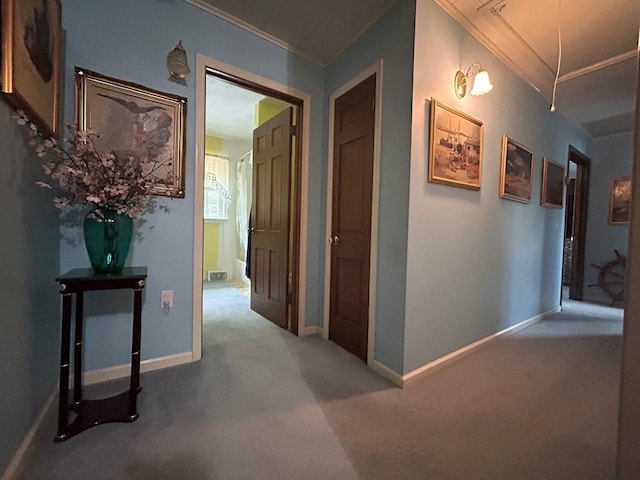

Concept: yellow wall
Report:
left=205, top=135, right=222, bottom=154
left=203, top=222, right=220, bottom=275
left=255, top=98, right=289, bottom=126
left=203, top=135, right=223, bottom=278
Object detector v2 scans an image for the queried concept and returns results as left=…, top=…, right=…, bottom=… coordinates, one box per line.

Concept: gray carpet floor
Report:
left=13, top=284, right=623, bottom=479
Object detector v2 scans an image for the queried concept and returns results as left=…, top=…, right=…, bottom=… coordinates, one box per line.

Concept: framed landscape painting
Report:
left=1, top=0, right=62, bottom=136
left=75, top=68, right=187, bottom=197
left=428, top=98, right=483, bottom=190
left=541, top=157, right=565, bottom=208
left=609, top=177, right=631, bottom=225
left=499, top=135, right=534, bottom=203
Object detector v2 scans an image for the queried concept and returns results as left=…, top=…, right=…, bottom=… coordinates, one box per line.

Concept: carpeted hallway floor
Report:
left=14, top=284, right=623, bottom=479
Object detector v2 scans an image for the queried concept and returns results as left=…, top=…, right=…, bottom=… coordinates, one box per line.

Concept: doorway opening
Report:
left=562, top=146, right=590, bottom=303
left=193, top=57, right=309, bottom=360
left=203, top=71, right=300, bottom=333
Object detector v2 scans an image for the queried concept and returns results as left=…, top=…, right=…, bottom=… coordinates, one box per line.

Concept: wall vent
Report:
left=207, top=270, right=228, bottom=281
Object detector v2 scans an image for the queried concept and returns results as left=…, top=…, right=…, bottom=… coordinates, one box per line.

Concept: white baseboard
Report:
left=401, top=307, right=559, bottom=387
left=370, top=307, right=559, bottom=389
left=82, top=351, right=193, bottom=385
left=303, top=325, right=323, bottom=336
left=371, top=360, right=404, bottom=387
left=2, top=352, right=195, bottom=480
left=1, top=390, right=56, bottom=480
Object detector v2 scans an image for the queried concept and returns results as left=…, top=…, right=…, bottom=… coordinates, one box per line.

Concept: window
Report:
left=204, top=154, right=231, bottom=220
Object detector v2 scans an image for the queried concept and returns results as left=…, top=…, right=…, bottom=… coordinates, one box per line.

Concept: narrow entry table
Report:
left=54, top=267, right=147, bottom=442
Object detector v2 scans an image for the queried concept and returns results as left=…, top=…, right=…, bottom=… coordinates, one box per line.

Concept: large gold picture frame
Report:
left=75, top=68, right=187, bottom=198
left=499, top=135, right=534, bottom=203
left=428, top=98, right=483, bottom=190
left=1, top=0, right=61, bottom=136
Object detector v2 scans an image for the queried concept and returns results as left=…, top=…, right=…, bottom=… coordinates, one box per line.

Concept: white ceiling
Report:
left=205, top=75, right=266, bottom=141
left=194, top=0, right=638, bottom=138
left=435, top=0, right=639, bottom=137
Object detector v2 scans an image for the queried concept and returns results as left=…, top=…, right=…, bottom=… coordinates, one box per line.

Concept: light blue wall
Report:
left=0, top=101, right=60, bottom=473
left=584, top=132, right=633, bottom=304
left=0, top=0, right=617, bottom=471
left=60, top=0, right=325, bottom=370
left=324, top=0, right=416, bottom=373
left=403, top=0, right=593, bottom=373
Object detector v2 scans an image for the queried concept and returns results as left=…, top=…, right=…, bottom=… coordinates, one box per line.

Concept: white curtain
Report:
left=236, top=151, right=251, bottom=261
left=204, top=154, right=231, bottom=220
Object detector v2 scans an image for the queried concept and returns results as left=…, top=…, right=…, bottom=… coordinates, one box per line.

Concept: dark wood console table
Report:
left=54, top=267, right=147, bottom=442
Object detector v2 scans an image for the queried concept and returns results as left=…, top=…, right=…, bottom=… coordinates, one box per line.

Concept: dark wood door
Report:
left=564, top=146, right=590, bottom=301
left=329, top=75, right=376, bottom=362
left=250, top=107, right=293, bottom=328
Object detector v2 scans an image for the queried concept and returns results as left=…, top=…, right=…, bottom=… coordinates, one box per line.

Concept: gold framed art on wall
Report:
left=428, top=98, right=483, bottom=190
left=75, top=68, right=187, bottom=198
left=541, top=157, right=565, bottom=208
left=609, top=176, right=632, bottom=225
left=1, top=0, right=62, bottom=137
left=499, top=135, right=534, bottom=203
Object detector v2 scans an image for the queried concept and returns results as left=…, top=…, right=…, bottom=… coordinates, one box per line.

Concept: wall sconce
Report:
left=454, top=63, right=493, bottom=99
left=166, top=41, right=191, bottom=85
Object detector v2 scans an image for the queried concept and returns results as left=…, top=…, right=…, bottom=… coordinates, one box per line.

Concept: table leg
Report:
left=56, top=292, right=72, bottom=441
left=128, top=287, right=143, bottom=420
left=73, top=292, right=84, bottom=405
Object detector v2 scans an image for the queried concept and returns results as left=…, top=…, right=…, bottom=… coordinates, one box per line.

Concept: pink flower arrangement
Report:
left=14, top=109, right=165, bottom=219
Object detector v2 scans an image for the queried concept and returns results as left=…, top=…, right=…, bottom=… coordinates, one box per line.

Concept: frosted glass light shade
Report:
left=470, top=70, right=493, bottom=96
left=167, top=41, right=191, bottom=80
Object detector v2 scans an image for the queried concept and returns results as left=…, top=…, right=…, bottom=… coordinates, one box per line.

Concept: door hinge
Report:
left=290, top=125, right=297, bottom=136
left=372, top=97, right=375, bottom=111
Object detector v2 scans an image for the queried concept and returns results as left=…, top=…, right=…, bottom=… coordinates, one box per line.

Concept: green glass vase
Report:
left=83, top=208, right=133, bottom=273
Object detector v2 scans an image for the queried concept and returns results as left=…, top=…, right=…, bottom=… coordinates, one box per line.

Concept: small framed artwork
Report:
left=541, top=157, right=565, bottom=208
left=428, top=98, right=483, bottom=190
left=75, top=67, right=187, bottom=198
left=609, top=177, right=632, bottom=225
left=1, top=0, right=62, bottom=137
left=499, top=135, right=534, bottom=203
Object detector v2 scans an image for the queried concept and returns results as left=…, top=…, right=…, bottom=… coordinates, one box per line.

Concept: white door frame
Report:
left=193, top=53, right=311, bottom=361
left=323, top=60, right=383, bottom=365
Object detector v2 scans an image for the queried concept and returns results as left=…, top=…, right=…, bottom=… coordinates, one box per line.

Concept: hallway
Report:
left=15, top=297, right=622, bottom=479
